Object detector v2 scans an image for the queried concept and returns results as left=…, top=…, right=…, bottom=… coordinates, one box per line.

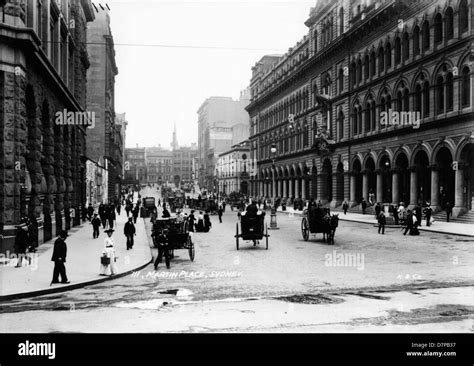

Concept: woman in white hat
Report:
left=100, top=229, right=118, bottom=276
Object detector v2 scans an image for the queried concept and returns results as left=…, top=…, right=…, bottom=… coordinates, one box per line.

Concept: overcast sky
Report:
left=105, top=0, right=315, bottom=148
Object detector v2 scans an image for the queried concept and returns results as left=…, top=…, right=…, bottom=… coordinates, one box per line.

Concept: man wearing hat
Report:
left=91, top=213, right=102, bottom=239
left=51, top=230, right=70, bottom=284
left=124, top=217, right=136, bottom=250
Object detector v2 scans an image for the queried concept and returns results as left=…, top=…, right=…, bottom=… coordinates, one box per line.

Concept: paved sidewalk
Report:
left=0, top=198, right=153, bottom=300
left=275, top=207, right=474, bottom=237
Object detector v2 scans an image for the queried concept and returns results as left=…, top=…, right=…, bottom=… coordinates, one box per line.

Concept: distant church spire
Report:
left=172, top=123, right=179, bottom=151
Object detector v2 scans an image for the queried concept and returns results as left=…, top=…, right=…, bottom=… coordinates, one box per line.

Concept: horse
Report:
left=323, top=214, right=339, bottom=245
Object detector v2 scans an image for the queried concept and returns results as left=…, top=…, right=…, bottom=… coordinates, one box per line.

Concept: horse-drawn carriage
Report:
left=151, top=217, right=195, bottom=269
left=205, top=198, right=218, bottom=214
left=141, top=197, right=157, bottom=218
left=235, top=211, right=269, bottom=250
left=301, top=206, right=339, bottom=244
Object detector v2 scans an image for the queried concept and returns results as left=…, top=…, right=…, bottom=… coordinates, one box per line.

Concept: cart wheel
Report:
left=236, top=222, right=239, bottom=250
left=188, top=237, right=195, bottom=261
left=265, top=224, right=269, bottom=250
left=301, top=218, right=309, bottom=241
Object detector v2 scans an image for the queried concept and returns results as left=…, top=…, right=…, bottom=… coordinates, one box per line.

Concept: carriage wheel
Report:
left=188, top=237, right=195, bottom=261
left=236, top=222, right=239, bottom=250
left=265, top=224, right=269, bottom=250
left=301, top=218, right=309, bottom=241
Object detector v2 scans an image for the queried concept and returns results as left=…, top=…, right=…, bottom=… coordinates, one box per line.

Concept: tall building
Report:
left=247, top=0, right=473, bottom=218
left=124, top=146, right=146, bottom=184
left=197, top=89, right=251, bottom=190
left=145, top=146, right=173, bottom=185
left=217, top=142, right=251, bottom=195
left=115, top=112, right=128, bottom=181
left=86, top=8, right=120, bottom=201
left=0, top=0, right=96, bottom=253
left=173, top=143, right=198, bottom=186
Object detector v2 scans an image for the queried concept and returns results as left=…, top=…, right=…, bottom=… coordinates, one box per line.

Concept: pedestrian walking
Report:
left=162, top=207, right=171, bottom=218
left=445, top=202, right=452, bottom=222
left=393, top=204, right=399, bottom=225
left=14, top=225, right=30, bottom=268
left=375, top=202, right=381, bottom=218
left=91, top=213, right=101, bottom=239
left=100, top=229, right=118, bottom=276
left=403, top=210, right=413, bottom=235
left=188, top=210, right=196, bottom=232
left=132, top=204, right=139, bottom=224
left=423, top=203, right=433, bottom=227
left=51, top=230, right=70, bottom=284
left=196, top=211, right=204, bottom=232
left=124, top=217, right=136, bottom=250
left=218, top=206, right=223, bottom=223
left=108, top=204, right=116, bottom=228
left=342, top=201, right=349, bottom=215
left=204, top=211, right=212, bottom=232
left=414, top=204, right=422, bottom=225
left=361, top=198, right=367, bottom=214
left=99, top=203, right=107, bottom=229
left=157, top=199, right=161, bottom=207
left=116, top=199, right=121, bottom=216
left=87, top=203, right=94, bottom=221
left=377, top=212, right=386, bottom=235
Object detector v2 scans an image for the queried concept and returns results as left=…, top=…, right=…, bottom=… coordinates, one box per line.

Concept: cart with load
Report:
left=235, top=211, right=269, bottom=250
left=301, top=206, right=339, bottom=244
left=151, top=217, right=195, bottom=269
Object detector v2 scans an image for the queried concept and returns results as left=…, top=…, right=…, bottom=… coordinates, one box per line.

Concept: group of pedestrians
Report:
left=186, top=210, right=212, bottom=232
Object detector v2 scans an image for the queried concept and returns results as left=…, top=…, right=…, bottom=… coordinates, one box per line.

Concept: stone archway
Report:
left=435, top=147, right=455, bottom=209
left=322, top=158, right=333, bottom=203
left=394, top=153, right=410, bottom=205
left=414, top=150, right=430, bottom=205
left=335, top=162, right=344, bottom=206
left=379, top=154, right=392, bottom=203
left=352, top=159, right=363, bottom=204
left=364, top=157, right=376, bottom=204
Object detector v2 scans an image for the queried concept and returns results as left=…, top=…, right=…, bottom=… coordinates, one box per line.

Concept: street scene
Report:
left=0, top=0, right=474, bottom=340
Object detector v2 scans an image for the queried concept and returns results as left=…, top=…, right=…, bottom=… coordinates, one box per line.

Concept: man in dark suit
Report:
left=51, top=230, right=70, bottom=284
left=246, top=200, right=258, bottom=217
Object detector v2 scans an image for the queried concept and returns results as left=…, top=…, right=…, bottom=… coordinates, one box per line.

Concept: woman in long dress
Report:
left=100, top=229, right=118, bottom=276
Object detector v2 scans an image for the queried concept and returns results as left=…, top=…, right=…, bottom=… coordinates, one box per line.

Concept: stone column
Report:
left=259, top=180, right=263, bottom=197
left=294, top=179, right=299, bottom=198
left=278, top=179, right=282, bottom=197
left=350, top=173, right=356, bottom=205
left=343, top=172, right=351, bottom=203
left=283, top=179, right=287, bottom=198
left=430, top=165, right=440, bottom=210
left=272, top=175, right=276, bottom=200
left=454, top=165, right=466, bottom=217
left=376, top=169, right=383, bottom=203
left=391, top=169, right=400, bottom=204
left=409, top=166, right=418, bottom=206
left=302, top=178, right=306, bottom=200
left=362, top=171, right=369, bottom=201
left=289, top=179, right=294, bottom=199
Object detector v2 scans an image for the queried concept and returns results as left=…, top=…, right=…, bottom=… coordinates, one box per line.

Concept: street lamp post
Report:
left=269, top=143, right=279, bottom=230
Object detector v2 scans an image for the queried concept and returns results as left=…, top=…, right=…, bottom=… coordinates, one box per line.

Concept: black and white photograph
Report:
left=0, top=0, right=473, bottom=361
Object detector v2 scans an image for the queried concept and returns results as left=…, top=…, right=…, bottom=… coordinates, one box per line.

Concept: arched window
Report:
left=462, top=66, right=471, bottom=107
left=371, top=100, right=376, bottom=131
left=413, top=26, right=420, bottom=56
left=402, top=32, right=409, bottom=61
left=459, top=0, right=469, bottom=34
left=314, top=30, right=318, bottom=53
left=339, top=7, right=344, bottom=35
left=436, top=75, right=445, bottom=114
left=358, top=106, right=362, bottom=134
left=423, top=81, right=430, bottom=117
left=353, top=102, right=360, bottom=136
left=403, top=88, right=410, bottom=112
left=364, top=54, right=369, bottom=80
left=445, top=7, right=454, bottom=40
left=370, top=51, right=376, bottom=77
left=434, top=13, right=442, bottom=43
left=365, top=99, right=372, bottom=132
left=338, top=68, right=344, bottom=94
left=322, top=73, right=332, bottom=96
left=397, top=90, right=403, bottom=112
left=394, top=37, right=401, bottom=64
left=422, top=21, right=430, bottom=51
left=415, top=84, right=422, bottom=114
left=338, top=110, right=344, bottom=140
left=385, top=42, right=392, bottom=68
left=446, top=72, right=453, bottom=111
left=351, top=61, right=357, bottom=87
left=357, top=59, right=362, bottom=84
left=378, top=46, right=385, bottom=74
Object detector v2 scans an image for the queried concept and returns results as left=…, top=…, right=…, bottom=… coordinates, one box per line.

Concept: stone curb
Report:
left=0, top=217, right=154, bottom=301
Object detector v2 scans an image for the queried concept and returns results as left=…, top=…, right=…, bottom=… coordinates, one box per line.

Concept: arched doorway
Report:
left=352, top=159, right=362, bottom=203
left=395, top=153, right=410, bottom=205
left=240, top=181, right=249, bottom=195
left=460, top=144, right=474, bottom=211
left=322, top=159, right=333, bottom=203
left=414, top=150, right=430, bottom=204
left=436, top=147, right=455, bottom=209
left=336, top=162, right=344, bottom=204
left=365, top=157, right=376, bottom=203
left=310, top=166, right=317, bottom=200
